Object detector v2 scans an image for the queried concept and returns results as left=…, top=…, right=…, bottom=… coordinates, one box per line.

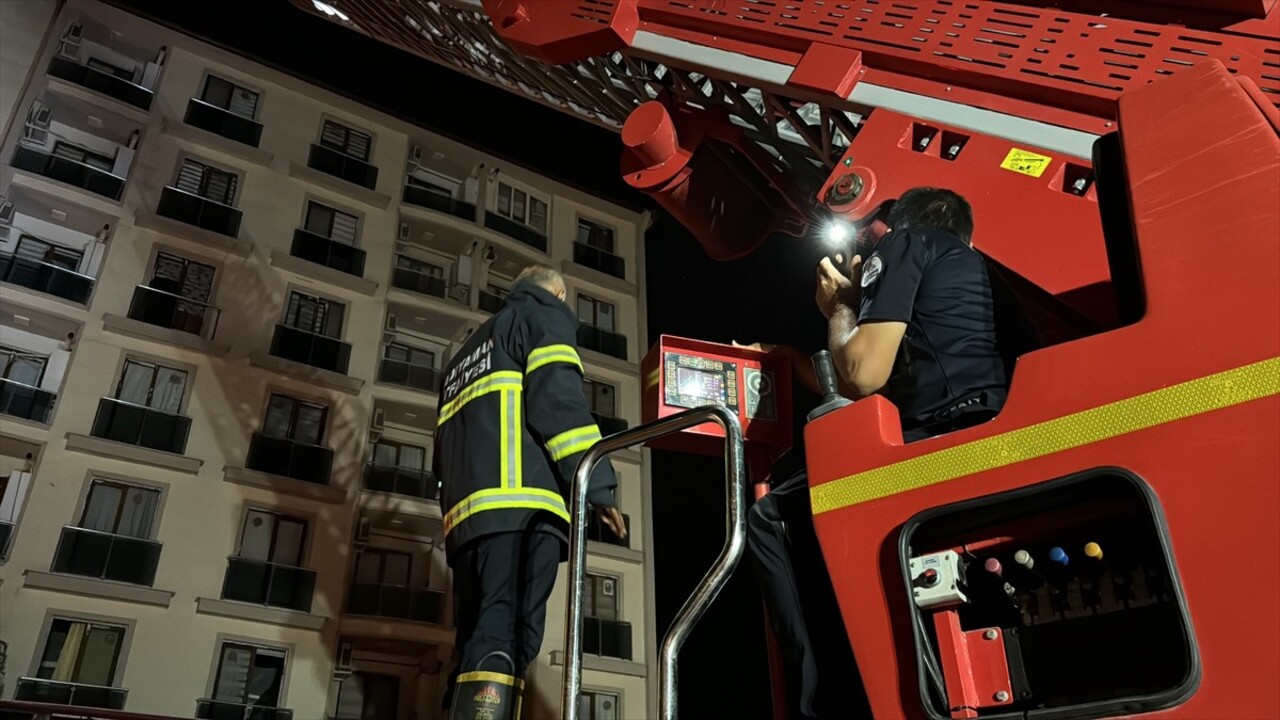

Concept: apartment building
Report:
left=0, top=3, right=653, bottom=719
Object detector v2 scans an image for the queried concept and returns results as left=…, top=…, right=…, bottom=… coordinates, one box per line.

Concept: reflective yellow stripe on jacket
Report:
left=526, top=344, right=583, bottom=375
left=546, top=425, right=602, bottom=462
left=438, top=371, right=523, bottom=426
left=443, top=487, right=570, bottom=535
left=500, top=386, right=522, bottom=488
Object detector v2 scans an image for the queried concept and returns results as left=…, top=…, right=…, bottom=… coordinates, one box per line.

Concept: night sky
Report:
left=107, top=1, right=840, bottom=716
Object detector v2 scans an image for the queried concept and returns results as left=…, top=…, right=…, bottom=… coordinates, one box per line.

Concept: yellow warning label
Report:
left=999, top=148, right=1054, bottom=177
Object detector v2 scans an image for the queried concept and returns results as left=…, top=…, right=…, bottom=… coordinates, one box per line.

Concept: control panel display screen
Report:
left=676, top=367, right=725, bottom=403
left=664, top=352, right=739, bottom=411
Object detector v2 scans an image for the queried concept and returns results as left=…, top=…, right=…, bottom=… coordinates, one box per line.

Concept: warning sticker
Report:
left=999, top=148, right=1054, bottom=178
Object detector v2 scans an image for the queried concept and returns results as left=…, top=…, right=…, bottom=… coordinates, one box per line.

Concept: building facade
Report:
left=0, top=2, right=653, bottom=719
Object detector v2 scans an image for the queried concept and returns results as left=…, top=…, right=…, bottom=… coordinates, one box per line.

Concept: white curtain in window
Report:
left=214, top=644, right=252, bottom=702
left=81, top=483, right=123, bottom=533
left=271, top=519, right=306, bottom=566
left=116, top=486, right=158, bottom=538
left=51, top=622, right=86, bottom=681
left=151, top=367, right=187, bottom=414
left=116, top=360, right=155, bottom=406
left=238, top=510, right=275, bottom=562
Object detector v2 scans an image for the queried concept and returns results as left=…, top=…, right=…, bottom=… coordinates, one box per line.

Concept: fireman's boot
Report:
left=449, top=651, right=524, bottom=720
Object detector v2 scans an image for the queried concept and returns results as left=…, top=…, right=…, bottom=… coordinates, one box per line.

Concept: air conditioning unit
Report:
left=381, top=332, right=397, bottom=345
left=409, top=144, right=423, bottom=167
left=334, top=641, right=354, bottom=677
left=0, top=199, right=14, bottom=225
left=386, top=314, right=397, bottom=331
left=398, top=222, right=410, bottom=242
left=372, top=407, right=386, bottom=429
left=354, top=517, right=372, bottom=544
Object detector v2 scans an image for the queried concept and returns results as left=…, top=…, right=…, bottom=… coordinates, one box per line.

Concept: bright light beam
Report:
left=824, top=220, right=853, bottom=247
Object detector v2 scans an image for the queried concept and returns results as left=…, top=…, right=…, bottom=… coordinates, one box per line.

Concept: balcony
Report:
left=582, top=617, right=633, bottom=661
left=0, top=378, right=56, bottom=424
left=377, top=357, right=440, bottom=393
left=90, top=397, right=191, bottom=455
left=484, top=212, right=547, bottom=253
left=308, top=143, right=377, bottom=190
left=478, top=289, right=505, bottom=314
left=184, top=98, right=263, bottom=147
left=364, top=463, right=438, bottom=500
left=1, top=520, right=15, bottom=557
left=291, top=228, right=366, bottom=277
left=221, top=556, right=316, bottom=612
left=127, top=285, right=221, bottom=338
left=51, top=525, right=162, bottom=586
left=196, top=699, right=294, bottom=720
left=592, top=413, right=628, bottom=437
left=574, top=242, right=626, bottom=280
left=246, top=432, right=334, bottom=485
left=48, top=54, right=154, bottom=110
left=0, top=251, right=95, bottom=304
left=391, top=266, right=448, bottom=300
left=269, top=324, right=352, bottom=375
left=11, top=144, right=126, bottom=201
left=157, top=186, right=242, bottom=238
left=402, top=184, right=475, bottom=221
left=347, top=583, right=446, bottom=623
left=15, top=678, right=128, bottom=710
left=587, top=511, right=630, bottom=549
left=578, top=325, right=628, bottom=361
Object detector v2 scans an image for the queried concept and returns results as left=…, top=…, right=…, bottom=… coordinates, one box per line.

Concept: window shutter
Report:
left=176, top=159, right=206, bottom=195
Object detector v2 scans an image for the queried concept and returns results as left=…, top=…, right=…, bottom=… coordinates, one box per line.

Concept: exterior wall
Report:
left=0, top=1, right=652, bottom=718
left=0, top=0, right=58, bottom=137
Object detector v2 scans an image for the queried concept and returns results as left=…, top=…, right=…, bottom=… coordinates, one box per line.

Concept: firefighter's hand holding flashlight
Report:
left=816, top=255, right=860, bottom=319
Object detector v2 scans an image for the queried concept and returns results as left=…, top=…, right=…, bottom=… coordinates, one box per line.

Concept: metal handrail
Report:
left=562, top=405, right=745, bottom=720
left=0, top=250, right=97, bottom=281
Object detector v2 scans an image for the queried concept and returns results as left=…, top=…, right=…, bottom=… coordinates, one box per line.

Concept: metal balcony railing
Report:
left=391, top=265, right=448, bottom=300
left=307, top=144, right=378, bottom=190
left=48, top=54, right=154, bottom=110
left=291, top=228, right=366, bottom=277
left=245, top=432, right=334, bottom=485
left=586, top=511, right=631, bottom=549
left=0, top=520, right=15, bottom=558
left=156, top=186, right=242, bottom=237
left=15, top=677, right=128, bottom=709
left=52, top=526, right=161, bottom=586
left=578, top=325, right=628, bottom=361
left=346, top=583, right=446, bottom=624
left=376, top=357, right=440, bottom=393
left=363, top=463, right=438, bottom=500
left=90, top=397, right=192, bottom=454
left=127, top=285, right=221, bottom=339
left=196, top=699, right=294, bottom=720
left=11, top=144, right=126, bottom=201
left=0, top=377, right=56, bottom=424
left=582, top=617, right=633, bottom=661
left=402, top=184, right=476, bottom=220
left=484, top=212, right=547, bottom=252
left=573, top=242, right=626, bottom=280
left=184, top=98, right=264, bottom=147
left=269, top=324, right=352, bottom=375
left=220, top=556, right=316, bottom=612
left=0, top=251, right=95, bottom=304
left=478, top=289, right=506, bottom=314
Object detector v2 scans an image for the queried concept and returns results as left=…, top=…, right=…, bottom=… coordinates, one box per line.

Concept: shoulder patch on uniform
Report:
left=861, top=254, right=884, bottom=288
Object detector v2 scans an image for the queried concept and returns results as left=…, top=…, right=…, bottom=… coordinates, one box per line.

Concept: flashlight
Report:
left=824, top=220, right=853, bottom=247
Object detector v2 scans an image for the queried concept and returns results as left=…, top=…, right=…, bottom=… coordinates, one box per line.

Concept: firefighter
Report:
left=436, top=264, right=627, bottom=720
left=740, top=188, right=1014, bottom=719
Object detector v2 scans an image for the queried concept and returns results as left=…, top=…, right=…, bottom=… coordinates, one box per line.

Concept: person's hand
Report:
left=596, top=506, right=628, bottom=540
left=816, top=255, right=860, bottom=319
left=731, top=340, right=776, bottom=353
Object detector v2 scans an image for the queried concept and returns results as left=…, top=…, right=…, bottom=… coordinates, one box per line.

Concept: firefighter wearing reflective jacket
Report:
left=437, top=265, right=626, bottom=720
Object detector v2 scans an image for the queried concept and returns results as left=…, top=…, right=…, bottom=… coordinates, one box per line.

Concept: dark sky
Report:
left=108, top=1, right=836, bottom=716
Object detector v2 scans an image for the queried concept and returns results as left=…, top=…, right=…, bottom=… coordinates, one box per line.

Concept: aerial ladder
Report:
left=296, top=1, right=1280, bottom=718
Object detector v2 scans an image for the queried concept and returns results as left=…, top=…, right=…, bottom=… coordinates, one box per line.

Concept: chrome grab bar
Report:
left=562, top=405, right=746, bottom=720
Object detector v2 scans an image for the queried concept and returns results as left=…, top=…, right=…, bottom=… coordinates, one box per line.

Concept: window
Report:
left=584, top=573, right=619, bottom=622
left=80, top=480, right=160, bottom=539
left=576, top=295, right=616, bottom=333
left=150, top=251, right=215, bottom=304
left=335, top=672, right=399, bottom=720
left=320, top=119, right=371, bottom=161
left=284, top=290, right=343, bottom=338
left=16, top=235, right=82, bottom=271
left=35, top=618, right=126, bottom=686
left=578, top=690, right=620, bottom=720
left=211, top=642, right=286, bottom=709
left=200, top=75, right=260, bottom=119
left=303, top=201, right=359, bottom=245
left=371, top=439, right=427, bottom=471
left=262, top=394, right=327, bottom=446
left=238, top=509, right=307, bottom=567
left=577, top=219, right=616, bottom=254
left=52, top=141, right=113, bottom=172
left=114, top=359, right=187, bottom=415
left=495, top=181, right=548, bottom=235
left=175, top=158, right=238, bottom=205
left=383, top=343, right=434, bottom=369
left=0, top=346, right=47, bottom=386
left=396, top=255, right=442, bottom=277
left=353, top=548, right=411, bottom=587
left=583, top=379, right=617, bottom=418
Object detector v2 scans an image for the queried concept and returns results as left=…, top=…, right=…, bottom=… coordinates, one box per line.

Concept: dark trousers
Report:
left=444, top=531, right=560, bottom=707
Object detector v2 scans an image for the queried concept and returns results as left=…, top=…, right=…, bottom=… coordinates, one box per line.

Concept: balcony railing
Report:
left=157, top=186, right=242, bottom=237
left=127, top=284, right=221, bottom=339
left=307, top=144, right=378, bottom=190
left=0, top=251, right=95, bottom=304
left=377, top=357, right=440, bottom=393
left=346, top=583, right=446, bottom=624
left=184, top=98, right=264, bottom=147
left=196, top=699, right=294, bottom=720
left=402, top=184, right=475, bottom=220
left=0, top=377, right=56, bottom=424
left=578, top=325, right=628, bottom=361
left=15, top=677, right=128, bottom=709
left=573, top=242, right=626, bottom=280
left=12, top=144, right=126, bottom=201
left=364, top=463, right=438, bottom=500
left=52, top=526, right=162, bottom=586
left=221, top=556, right=316, bottom=612
left=90, top=397, right=192, bottom=455
left=246, top=432, right=334, bottom=485
left=391, top=266, right=448, bottom=299
left=592, top=412, right=628, bottom=437
left=587, top=511, right=631, bottom=549
left=484, top=213, right=547, bottom=252
left=291, top=228, right=366, bottom=277
left=1, top=520, right=15, bottom=558
left=582, top=617, right=633, bottom=661
left=48, top=55, right=154, bottom=110
left=269, top=324, right=352, bottom=375
left=478, top=289, right=506, bottom=314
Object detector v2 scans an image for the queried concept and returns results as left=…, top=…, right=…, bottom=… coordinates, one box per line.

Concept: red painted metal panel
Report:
left=482, top=0, right=639, bottom=65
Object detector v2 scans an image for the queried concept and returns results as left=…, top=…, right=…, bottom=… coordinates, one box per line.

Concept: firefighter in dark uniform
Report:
left=741, top=188, right=1018, bottom=719
left=436, top=264, right=627, bottom=720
